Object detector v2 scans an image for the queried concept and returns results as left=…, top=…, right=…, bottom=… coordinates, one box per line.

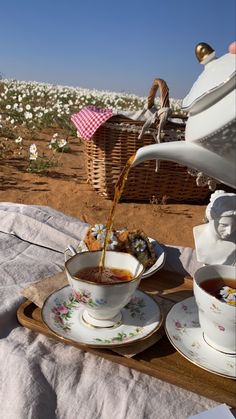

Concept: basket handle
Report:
left=147, top=78, right=170, bottom=109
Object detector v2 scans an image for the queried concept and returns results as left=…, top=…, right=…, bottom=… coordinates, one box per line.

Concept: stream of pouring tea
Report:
left=99, top=154, right=135, bottom=275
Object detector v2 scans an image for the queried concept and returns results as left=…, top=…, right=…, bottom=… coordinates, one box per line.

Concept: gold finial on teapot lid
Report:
left=195, top=42, right=215, bottom=64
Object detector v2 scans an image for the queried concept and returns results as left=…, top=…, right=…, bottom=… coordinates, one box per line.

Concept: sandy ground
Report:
left=0, top=128, right=207, bottom=249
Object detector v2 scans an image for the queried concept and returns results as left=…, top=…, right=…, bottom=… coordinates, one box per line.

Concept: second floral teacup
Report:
left=193, top=264, right=236, bottom=354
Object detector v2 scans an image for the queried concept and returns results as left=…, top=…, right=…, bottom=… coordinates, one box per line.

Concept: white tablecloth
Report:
left=0, top=203, right=219, bottom=419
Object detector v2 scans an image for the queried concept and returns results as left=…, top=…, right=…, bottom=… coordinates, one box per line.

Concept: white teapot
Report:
left=133, top=42, right=236, bottom=189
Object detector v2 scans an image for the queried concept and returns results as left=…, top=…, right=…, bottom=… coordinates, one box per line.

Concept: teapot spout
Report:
left=132, top=141, right=236, bottom=189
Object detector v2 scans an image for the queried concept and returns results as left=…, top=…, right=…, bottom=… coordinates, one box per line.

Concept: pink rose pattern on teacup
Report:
left=72, top=288, right=107, bottom=308
left=172, top=302, right=200, bottom=342
left=51, top=293, right=146, bottom=333
left=52, top=296, right=79, bottom=331
left=217, top=324, right=225, bottom=331
left=196, top=300, right=235, bottom=332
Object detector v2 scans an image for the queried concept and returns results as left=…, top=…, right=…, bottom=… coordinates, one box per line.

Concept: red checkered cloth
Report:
left=71, top=106, right=114, bottom=140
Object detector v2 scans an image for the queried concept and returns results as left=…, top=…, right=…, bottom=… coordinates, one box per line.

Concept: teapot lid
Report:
left=182, top=42, right=236, bottom=113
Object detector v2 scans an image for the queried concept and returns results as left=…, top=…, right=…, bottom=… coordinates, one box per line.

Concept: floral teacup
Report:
left=193, top=264, right=236, bottom=354
left=65, top=250, right=144, bottom=328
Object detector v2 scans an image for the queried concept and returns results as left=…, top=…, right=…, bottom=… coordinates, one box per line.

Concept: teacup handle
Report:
left=64, top=245, right=77, bottom=262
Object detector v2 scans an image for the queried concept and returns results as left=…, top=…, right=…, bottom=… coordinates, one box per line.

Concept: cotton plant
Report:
left=15, top=136, right=23, bottom=144
left=13, top=136, right=24, bottom=156
left=0, top=78, right=182, bottom=134
left=28, top=142, right=59, bottom=173
left=0, top=127, right=24, bottom=158
left=0, top=77, right=182, bottom=170
left=29, top=144, right=38, bottom=160
left=48, top=133, right=70, bottom=152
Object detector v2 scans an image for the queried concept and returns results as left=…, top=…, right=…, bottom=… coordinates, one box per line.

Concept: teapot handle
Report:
left=147, top=78, right=170, bottom=110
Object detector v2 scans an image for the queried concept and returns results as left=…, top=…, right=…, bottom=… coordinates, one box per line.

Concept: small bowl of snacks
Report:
left=66, top=224, right=166, bottom=279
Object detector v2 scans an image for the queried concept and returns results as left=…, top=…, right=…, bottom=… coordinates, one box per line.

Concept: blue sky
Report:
left=1, top=0, right=235, bottom=99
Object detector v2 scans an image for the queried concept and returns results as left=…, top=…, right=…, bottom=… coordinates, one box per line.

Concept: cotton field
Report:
left=0, top=79, right=183, bottom=172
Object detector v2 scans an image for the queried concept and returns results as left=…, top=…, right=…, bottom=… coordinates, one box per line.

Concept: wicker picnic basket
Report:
left=82, top=79, right=210, bottom=203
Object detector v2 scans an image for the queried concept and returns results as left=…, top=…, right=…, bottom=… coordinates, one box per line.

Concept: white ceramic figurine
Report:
left=193, top=190, right=236, bottom=265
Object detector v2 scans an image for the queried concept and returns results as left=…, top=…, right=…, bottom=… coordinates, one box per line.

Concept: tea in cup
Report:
left=193, top=264, right=236, bottom=354
left=65, top=250, right=144, bottom=328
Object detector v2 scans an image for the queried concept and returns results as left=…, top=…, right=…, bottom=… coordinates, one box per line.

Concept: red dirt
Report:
left=0, top=128, right=206, bottom=248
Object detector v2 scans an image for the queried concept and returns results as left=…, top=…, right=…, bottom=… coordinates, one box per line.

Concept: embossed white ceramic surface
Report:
left=182, top=52, right=236, bottom=111
left=42, top=286, right=163, bottom=348
left=165, top=297, right=236, bottom=379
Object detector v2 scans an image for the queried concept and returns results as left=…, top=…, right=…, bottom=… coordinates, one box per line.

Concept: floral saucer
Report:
left=165, top=296, right=236, bottom=379
left=42, top=286, right=163, bottom=348
left=67, top=237, right=166, bottom=279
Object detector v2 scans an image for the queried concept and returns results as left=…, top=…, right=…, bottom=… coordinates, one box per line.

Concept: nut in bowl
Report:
left=193, top=264, right=236, bottom=354
left=65, top=250, right=145, bottom=328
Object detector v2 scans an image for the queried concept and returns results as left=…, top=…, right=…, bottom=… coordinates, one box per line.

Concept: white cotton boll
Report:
left=58, top=139, right=67, bottom=148
left=24, top=111, right=33, bottom=119
left=29, top=143, right=37, bottom=154
left=29, top=152, right=38, bottom=160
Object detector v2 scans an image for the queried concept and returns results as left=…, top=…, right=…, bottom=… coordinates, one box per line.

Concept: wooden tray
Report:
left=17, top=270, right=236, bottom=408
